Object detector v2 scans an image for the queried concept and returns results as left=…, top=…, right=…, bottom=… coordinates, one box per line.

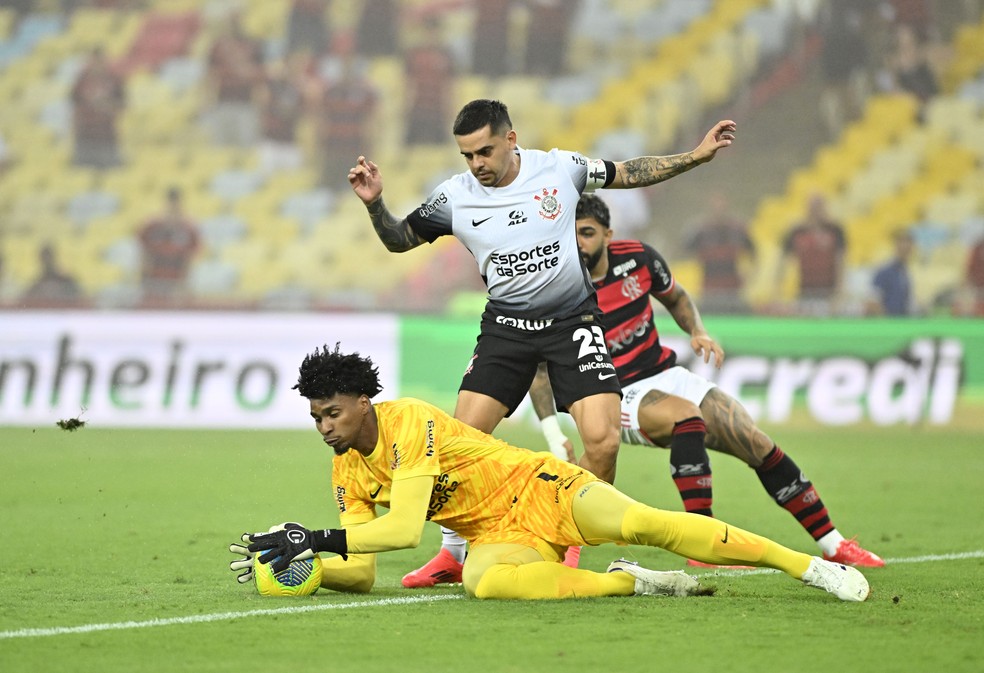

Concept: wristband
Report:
left=541, top=415, right=568, bottom=446
left=311, top=528, right=348, bottom=560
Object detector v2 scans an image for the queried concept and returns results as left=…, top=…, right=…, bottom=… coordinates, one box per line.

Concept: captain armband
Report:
left=585, top=159, right=616, bottom=190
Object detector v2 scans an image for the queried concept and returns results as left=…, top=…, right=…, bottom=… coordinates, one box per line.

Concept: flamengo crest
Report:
left=534, top=188, right=562, bottom=220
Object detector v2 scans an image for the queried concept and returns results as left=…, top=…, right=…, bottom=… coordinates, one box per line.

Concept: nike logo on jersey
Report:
left=597, top=373, right=616, bottom=380
left=721, top=526, right=729, bottom=544
left=369, top=484, right=382, bottom=499
left=472, top=216, right=492, bottom=227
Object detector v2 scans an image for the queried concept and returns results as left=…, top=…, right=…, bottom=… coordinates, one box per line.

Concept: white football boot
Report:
left=802, top=557, right=870, bottom=602
left=607, top=558, right=710, bottom=597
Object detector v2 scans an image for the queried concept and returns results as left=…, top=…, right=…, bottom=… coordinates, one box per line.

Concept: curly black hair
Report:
left=575, top=194, right=611, bottom=229
left=293, top=343, right=383, bottom=400
left=453, top=99, right=512, bottom=137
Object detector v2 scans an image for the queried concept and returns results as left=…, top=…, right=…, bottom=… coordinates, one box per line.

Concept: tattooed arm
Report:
left=607, top=120, right=736, bottom=188
left=657, top=284, right=725, bottom=368
left=349, top=155, right=423, bottom=252
left=366, top=197, right=423, bottom=253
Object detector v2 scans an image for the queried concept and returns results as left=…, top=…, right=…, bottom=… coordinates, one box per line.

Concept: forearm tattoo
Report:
left=619, top=153, right=697, bottom=186
left=529, top=367, right=557, bottom=419
left=672, top=295, right=700, bottom=335
left=368, top=198, right=419, bottom=252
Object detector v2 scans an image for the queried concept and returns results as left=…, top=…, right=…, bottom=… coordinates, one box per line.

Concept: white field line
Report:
left=2, top=550, right=981, bottom=640
left=701, top=549, right=984, bottom=578
left=0, top=594, right=462, bottom=640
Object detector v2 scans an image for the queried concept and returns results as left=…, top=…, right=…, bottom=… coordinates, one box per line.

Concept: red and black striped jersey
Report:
left=594, top=239, right=677, bottom=385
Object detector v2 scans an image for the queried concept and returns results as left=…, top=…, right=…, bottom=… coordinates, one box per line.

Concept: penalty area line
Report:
left=0, top=594, right=462, bottom=640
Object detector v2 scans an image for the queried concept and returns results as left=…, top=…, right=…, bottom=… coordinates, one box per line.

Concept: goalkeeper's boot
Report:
left=824, top=538, right=885, bottom=568
left=802, top=557, right=870, bottom=602
left=401, top=548, right=463, bottom=588
left=607, top=558, right=713, bottom=597
left=686, top=559, right=755, bottom=570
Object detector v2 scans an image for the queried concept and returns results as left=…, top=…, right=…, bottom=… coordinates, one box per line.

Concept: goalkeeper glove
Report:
left=228, top=521, right=307, bottom=584
left=228, top=543, right=253, bottom=584
left=246, top=523, right=348, bottom=573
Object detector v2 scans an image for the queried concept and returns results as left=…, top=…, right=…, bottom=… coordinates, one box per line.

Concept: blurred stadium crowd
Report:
left=0, top=0, right=983, bottom=316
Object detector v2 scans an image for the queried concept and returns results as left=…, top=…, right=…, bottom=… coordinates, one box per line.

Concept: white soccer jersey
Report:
left=405, top=148, right=612, bottom=318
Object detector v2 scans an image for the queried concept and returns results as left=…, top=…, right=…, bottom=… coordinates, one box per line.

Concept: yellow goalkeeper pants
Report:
left=468, top=482, right=812, bottom=599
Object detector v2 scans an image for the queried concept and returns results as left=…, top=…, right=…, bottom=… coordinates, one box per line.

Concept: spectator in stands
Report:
left=471, top=0, right=512, bottom=77
left=21, top=244, right=85, bottom=309
left=817, top=0, right=870, bottom=141
left=523, top=0, right=578, bottom=77
left=355, top=0, right=398, bottom=57
left=138, top=188, right=201, bottom=306
left=70, top=47, right=125, bottom=169
left=867, top=229, right=916, bottom=316
left=205, top=12, right=264, bottom=147
left=875, top=22, right=940, bottom=118
left=779, top=194, right=847, bottom=316
left=286, top=0, right=331, bottom=59
left=683, top=192, right=755, bottom=315
left=258, top=59, right=306, bottom=175
left=317, top=53, right=378, bottom=193
left=961, top=234, right=984, bottom=317
left=403, top=15, right=455, bottom=146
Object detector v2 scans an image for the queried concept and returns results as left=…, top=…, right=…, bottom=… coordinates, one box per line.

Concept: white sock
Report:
left=817, top=530, right=846, bottom=557
left=441, top=527, right=467, bottom=563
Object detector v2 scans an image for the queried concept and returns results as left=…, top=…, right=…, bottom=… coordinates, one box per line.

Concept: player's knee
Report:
left=471, top=564, right=519, bottom=599
left=582, top=422, right=620, bottom=455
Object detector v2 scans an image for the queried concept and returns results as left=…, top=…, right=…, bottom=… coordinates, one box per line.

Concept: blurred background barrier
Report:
left=0, top=311, right=400, bottom=428
left=2, top=311, right=981, bottom=429
left=401, top=314, right=984, bottom=428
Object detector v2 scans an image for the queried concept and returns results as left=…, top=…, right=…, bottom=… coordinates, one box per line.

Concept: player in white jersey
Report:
left=348, top=99, right=736, bottom=586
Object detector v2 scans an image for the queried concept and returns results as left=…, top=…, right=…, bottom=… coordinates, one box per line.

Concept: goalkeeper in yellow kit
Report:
left=229, top=344, right=870, bottom=602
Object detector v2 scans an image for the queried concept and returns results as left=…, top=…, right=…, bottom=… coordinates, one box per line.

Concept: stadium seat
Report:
left=189, top=255, right=239, bottom=298
left=210, top=169, right=266, bottom=204
left=924, top=96, right=980, bottom=141
left=922, top=191, right=981, bottom=230
left=199, top=214, right=248, bottom=253
left=66, top=190, right=121, bottom=228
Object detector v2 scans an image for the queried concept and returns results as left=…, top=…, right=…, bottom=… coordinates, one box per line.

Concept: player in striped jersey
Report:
left=530, top=194, right=883, bottom=568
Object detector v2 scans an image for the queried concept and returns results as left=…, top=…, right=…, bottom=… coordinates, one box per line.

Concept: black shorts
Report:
left=458, top=308, right=622, bottom=416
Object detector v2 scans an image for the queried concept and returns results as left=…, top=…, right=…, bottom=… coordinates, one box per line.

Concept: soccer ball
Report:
left=252, top=554, right=323, bottom=596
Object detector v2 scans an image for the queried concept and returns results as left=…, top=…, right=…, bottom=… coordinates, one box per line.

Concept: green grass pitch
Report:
left=1, top=422, right=982, bottom=673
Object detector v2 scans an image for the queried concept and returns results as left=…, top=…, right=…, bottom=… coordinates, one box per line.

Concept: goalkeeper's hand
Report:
left=228, top=521, right=304, bottom=584
left=246, top=523, right=348, bottom=574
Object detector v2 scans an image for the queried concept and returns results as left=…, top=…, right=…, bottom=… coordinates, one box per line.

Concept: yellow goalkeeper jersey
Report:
left=331, top=398, right=596, bottom=548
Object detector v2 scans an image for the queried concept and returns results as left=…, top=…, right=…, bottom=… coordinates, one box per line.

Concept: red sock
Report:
left=562, top=546, right=581, bottom=568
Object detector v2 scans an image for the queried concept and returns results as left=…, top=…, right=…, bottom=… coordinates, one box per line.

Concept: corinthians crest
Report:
left=534, top=187, right=562, bottom=220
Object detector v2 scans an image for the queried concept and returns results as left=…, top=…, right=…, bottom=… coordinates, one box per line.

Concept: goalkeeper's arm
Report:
left=321, top=474, right=433, bottom=592
left=245, top=474, right=434, bottom=591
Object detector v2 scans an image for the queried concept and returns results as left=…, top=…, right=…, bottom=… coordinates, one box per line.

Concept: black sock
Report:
left=755, top=445, right=834, bottom=540
left=670, top=417, right=713, bottom=516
